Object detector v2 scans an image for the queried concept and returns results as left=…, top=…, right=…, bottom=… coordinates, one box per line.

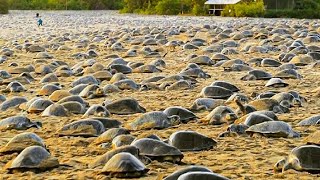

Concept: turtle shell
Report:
left=49, top=90, right=71, bottom=102
left=163, top=106, right=197, bottom=123
left=101, top=152, right=148, bottom=178
left=245, top=121, right=300, bottom=138
left=58, top=119, right=105, bottom=137
left=304, top=131, right=320, bottom=146
left=211, top=81, right=239, bottom=92
left=168, top=131, right=217, bottom=151
left=112, top=135, right=136, bottom=148
left=104, top=98, right=146, bottom=115
left=298, top=115, right=320, bottom=126
left=41, top=104, right=69, bottom=117
left=6, top=146, right=59, bottom=171
left=128, top=111, right=177, bottom=130
left=199, top=86, right=233, bottom=99
left=37, top=84, right=61, bottom=96
left=0, top=132, right=45, bottom=153
left=0, top=116, right=40, bottom=130
left=131, top=138, right=183, bottom=163
left=0, top=96, right=28, bottom=111
left=164, top=166, right=212, bottom=180
left=27, top=99, right=53, bottom=113
left=93, top=128, right=130, bottom=145
left=177, top=172, right=230, bottom=180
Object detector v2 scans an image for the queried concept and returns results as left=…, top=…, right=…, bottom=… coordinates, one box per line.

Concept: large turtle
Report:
left=89, top=145, right=140, bottom=169
left=189, top=98, right=224, bottom=111
left=101, top=152, right=149, bottom=178
left=0, top=132, right=45, bottom=153
left=2, top=81, right=26, bottom=93
left=199, top=86, right=233, bottom=99
left=177, top=172, right=230, bottom=180
left=82, top=105, right=110, bottom=117
left=131, top=138, right=183, bottom=163
left=79, top=84, right=105, bottom=99
left=265, top=78, right=289, bottom=88
left=304, top=131, right=320, bottom=146
left=71, top=75, right=99, bottom=87
left=0, top=96, right=28, bottom=111
left=274, top=145, right=320, bottom=173
left=164, top=166, right=213, bottom=180
left=241, top=69, right=272, bottom=81
left=5, top=146, right=59, bottom=172
left=211, top=81, right=239, bottom=92
left=49, top=90, right=72, bottom=102
left=27, top=99, right=53, bottom=113
left=163, top=106, right=198, bottom=123
left=247, top=98, right=287, bottom=113
left=0, top=116, right=41, bottom=130
left=206, top=106, right=237, bottom=125
left=298, top=115, right=320, bottom=126
left=37, top=84, right=61, bottom=96
left=60, top=101, right=86, bottom=114
left=245, top=121, right=300, bottom=138
left=104, top=98, right=146, bottom=115
left=168, top=131, right=217, bottom=151
left=58, top=119, right=105, bottom=137
left=41, top=104, right=69, bottom=117
left=112, top=135, right=136, bottom=148
left=243, top=113, right=275, bottom=126
left=128, top=111, right=180, bottom=130
left=92, top=128, right=130, bottom=145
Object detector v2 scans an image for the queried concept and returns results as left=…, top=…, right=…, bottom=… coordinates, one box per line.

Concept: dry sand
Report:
left=0, top=11, right=319, bottom=180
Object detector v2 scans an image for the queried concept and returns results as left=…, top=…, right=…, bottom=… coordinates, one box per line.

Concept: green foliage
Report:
left=0, top=0, right=9, bottom=14
left=294, top=0, right=319, bottom=10
left=222, top=0, right=265, bottom=17
left=264, top=9, right=320, bottom=19
left=8, top=0, right=123, bottom=10
left=155, top=0, right=180, bottom=15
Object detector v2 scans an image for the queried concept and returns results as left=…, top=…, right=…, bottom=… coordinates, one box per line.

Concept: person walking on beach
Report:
left=37, top=18, right=43, bottom=27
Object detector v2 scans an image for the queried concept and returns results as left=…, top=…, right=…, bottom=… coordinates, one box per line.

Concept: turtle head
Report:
left=283, top=158, right=302, bottom=172
left=139, top=84, right=150, bottom=91
left=292, top=98, right=302, bottom=107
left=274, top=158, right=287, bottom=172
left=169, top=115, right=180, bottom=126
left=225, top=113, right=237, bottom=123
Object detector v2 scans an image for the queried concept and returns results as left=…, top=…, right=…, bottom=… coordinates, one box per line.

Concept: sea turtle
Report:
left=0, top=116, right=40, bottom=130
left=101, top=152, right=149, bottom=178
left=243, top=113, right=275, bottom=126
left=27, top=99, right=54, bottom=113
left=241, top=70, right=272, bottom=81
left=104, top=98, right=146, bottom=115
left=83, top=105, right=110, bottom=117
left=5, top=146, right=59, bottom=172
left=235, top=110, right=279, bottom=124
left=248, top=98, right=287, bottom=113
left=188, top=55, right=215, bottom=65
left=92, top=70, right=112, bottom=81
left=132, top=65, right=161, bottom=73
left=0, top=96, right=28, bottom=111
left=60, top=101, right=86, bottom=114
left=274, top=145, right=320, bottom=173
left=0, top=132, right=45, bottom=153
left=0, top=94, right=6, bottom=103
left=245, top=121, right=300, bottom=138
left=71, top=75, right=99, bottom=87
left=131, top=138, right=183, bottom=163
left=58, top=119, right=105, bottom=137
left=113, top=79, right=140, bottom=90
left=112, top=135, right=136, bottom=148
left=37, top=84, right=61, bottom=96
left=163, top=106, right=197, bottom=123
left=211, top=81, right=239, bottom=92
left=179, top=68, right=211, bottom=79
left=49, top=90, right=72, bottom=102
left=128, top=111, right=180, bottom=130
left=164, top=166, right=213, bottom=180
left=218, top=124, right=249, bottom=137
left=42, top=104, right=69, bottom=117
left=168, top=131, right=217, bottom=151
left=85, top=117, right=121, bottom=129
left=189, top=98, right=224, bottom=111
left=265, top=78, right=289, bottom=88
left=162, top=80, right=192, bottom=91
left=89, top=145, right=141, bottom=169
left=206, top=106, right=237, bottom=125
left=177, top=172, right=230, bottom=180
left=290, top=54, right=315, bottom=66
left=2, top=81, right=26, bottom=93
left=274, top=69, right=302, bottom=79
left=39, top=73, right=59, bottom=84
left=298, top=115, right=320, bottom=126
left=57, top=95, right=89, bottom=107
left=79, top=84, right=105, bottom=99
left=304, top=131, right=320, bottom=146
left=261, top=58, right=282, bottom=67
left=93, top=128, right=130, bottom=145
left=68, top=84, right=88, bottom=95
left=103, top=84, right=121, bottom=93
left=199, top=86, right=233, bottom=99
left=109, top=73, right=127, bottom=84
left=108, top=64, right=132, bottom=74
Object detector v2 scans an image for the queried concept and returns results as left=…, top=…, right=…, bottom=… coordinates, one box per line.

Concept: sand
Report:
left=0, top=10, right=319, bottom=180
